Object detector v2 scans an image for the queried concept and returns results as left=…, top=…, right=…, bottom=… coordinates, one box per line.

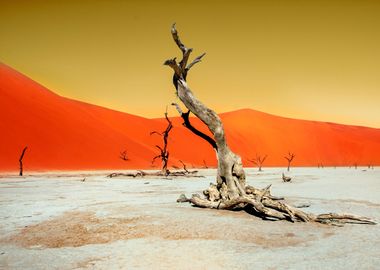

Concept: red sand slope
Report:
left=1, top=63, right=380, bottom=171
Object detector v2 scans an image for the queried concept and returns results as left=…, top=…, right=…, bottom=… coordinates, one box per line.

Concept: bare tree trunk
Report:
left=174, top=78, right=245, bottom=198
left=165, top=24, right=375, bottom=225
left=19, top=146, right=27, bottom=176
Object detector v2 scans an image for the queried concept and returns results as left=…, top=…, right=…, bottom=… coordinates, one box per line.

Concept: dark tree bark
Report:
left=284, top=152, right=295, bottom=171
left=165, top=24, right=375, bottom=225
left=19, top=146, right=27, bottom=176
left=151, top=110, right=173, bottom=175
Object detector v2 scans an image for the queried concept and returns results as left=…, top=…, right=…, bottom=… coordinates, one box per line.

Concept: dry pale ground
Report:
left=0, top=168, right=379, bottom=270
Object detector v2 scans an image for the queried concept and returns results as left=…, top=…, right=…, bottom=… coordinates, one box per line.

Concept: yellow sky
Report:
left=1, top=0, right=380, bottom=127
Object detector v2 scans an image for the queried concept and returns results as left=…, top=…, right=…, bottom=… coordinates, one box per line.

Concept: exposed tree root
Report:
left=177, top=183, right=376, bottom=226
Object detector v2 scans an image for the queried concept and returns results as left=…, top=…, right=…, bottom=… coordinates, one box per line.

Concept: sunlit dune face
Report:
left=1, top=64, right=379, bottom=171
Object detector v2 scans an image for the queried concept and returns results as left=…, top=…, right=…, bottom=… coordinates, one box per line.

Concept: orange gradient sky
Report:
left=1, top=0, right=380, bottom=127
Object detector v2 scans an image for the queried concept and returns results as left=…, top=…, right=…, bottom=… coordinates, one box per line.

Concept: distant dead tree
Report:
left=151, top=109, right=173, bottom=175
left=284, top=152, right=295, bottom=171
left=202, top=159, right=208, bottom=169
left=19, top=146, right=28, bottom=176
left=282, top=173, right=292, bottom=182
left=119, top=150, right=129, bottom=161
left=179, top=160, right=189, bottom=173
left=248, top=154, right=267, bottom=171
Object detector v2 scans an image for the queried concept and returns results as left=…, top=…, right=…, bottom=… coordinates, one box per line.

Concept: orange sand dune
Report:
left=0, top=63, right=166, bottom=171
left=1, top=63, right=379, bottom=171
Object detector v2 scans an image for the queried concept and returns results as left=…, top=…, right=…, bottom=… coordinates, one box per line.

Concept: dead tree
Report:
left=151, top=110, right=173, bottom=175
left=19, top=146, right=28, bottom=176
left=172, top=103, right=217, bottom=150
left=179, top=160, right=189, bottom=173
left=284, top=152, right=295, bottom=171
left=202, top=160, right=209, bottom=169
left=248, top=154, right=267, bottom=171
left=165, top=24, right=375, bottom=225
left=119, top=150, right=129, bottom=161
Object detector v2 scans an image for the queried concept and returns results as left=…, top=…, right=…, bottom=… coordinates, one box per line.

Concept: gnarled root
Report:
left=177, top=184, right=376, bottom=226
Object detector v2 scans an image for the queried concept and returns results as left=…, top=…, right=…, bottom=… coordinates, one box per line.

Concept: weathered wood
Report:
left=165, top=24, right=246, bottom=199
left=166, top=24, right=376, bottom=226
left=107, top=170, right=204, bottom=178
left=282, top=173, right=292, bottom=182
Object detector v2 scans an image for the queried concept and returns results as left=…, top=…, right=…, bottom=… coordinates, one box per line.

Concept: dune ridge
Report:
left=1, top=63, right=379, bottom=171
